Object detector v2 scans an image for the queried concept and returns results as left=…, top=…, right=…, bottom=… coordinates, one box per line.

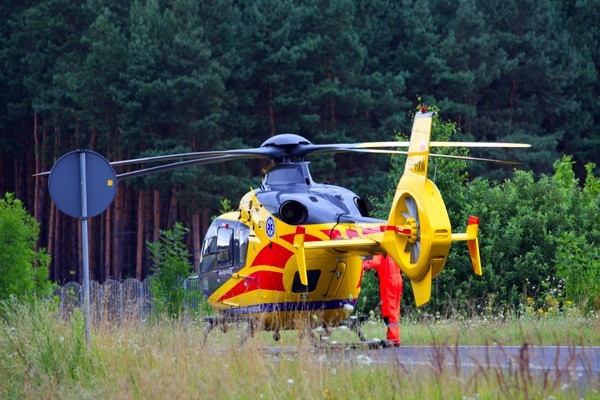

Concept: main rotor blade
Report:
left=33, top=138, right=529, bottom=178
left=295, top=140, right=529, bottom=155
left=33, top=171, right=50, bottom=177
left=430, top=141, right=530, bottom=148
left=111, top=147, right=276, bottom=167
left=32, top=147, right=276, bottom=177
left=112, top=140, right=530, bottom=166
left=116, top=154, right=266, bottom=181
left=343, top=148, right=522, bottom=165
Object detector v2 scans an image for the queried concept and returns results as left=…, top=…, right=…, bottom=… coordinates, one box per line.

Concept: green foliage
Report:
left=354, top=270, right=379, bottom=317
left=370, top=110, right=600, bottom=317
left=428, top=156, right=600, bottom=315
left=0, top=193, right=54, bottom=301
left=554, top=162, right=600, bottom=310
left=147, top=222, right=193, bottom=318
left=555, top=232, right=600, bottom=310
left=219, top=198, right=233, bottom=214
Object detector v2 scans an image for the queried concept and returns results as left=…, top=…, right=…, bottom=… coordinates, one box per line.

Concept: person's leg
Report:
left=386, top=313, right=400, bottom=345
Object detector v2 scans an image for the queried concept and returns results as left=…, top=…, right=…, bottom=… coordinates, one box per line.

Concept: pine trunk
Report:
left=48, top=203, right=56, bottom=280
left=114, top=185, right=124, bottom=280
left=104, top=206, right=112, bottom=280
left=124, top=184, right=133, bottom=277
left=192, top=213, right=201, bottom=273
left=33, top=111, right=40, bottom=221
left=268, top=81, right=276, bottom=136
left=202, top=207, right=210, bottom=240
left=136, top=190, right=144, bottom=280
left=153, top=189, right=160, bottom=241
left=144, top=190, right=152, bottom=277
left=168, top=187, right=178, bottom=227
left=13, top=158, right=20, bottom=200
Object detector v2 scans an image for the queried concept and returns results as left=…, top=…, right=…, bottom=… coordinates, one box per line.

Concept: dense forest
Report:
left=1, top=0, right=598, bottom=286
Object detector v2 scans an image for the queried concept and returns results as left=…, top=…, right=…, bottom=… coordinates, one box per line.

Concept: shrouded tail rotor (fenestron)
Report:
left=401, top=195, right=421, bottom=264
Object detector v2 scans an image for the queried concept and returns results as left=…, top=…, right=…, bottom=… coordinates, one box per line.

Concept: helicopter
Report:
left=46, top=108, right=529, bottom=343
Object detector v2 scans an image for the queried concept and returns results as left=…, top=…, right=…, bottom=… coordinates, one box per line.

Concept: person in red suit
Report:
left=363, top=254, right=404, bottom=346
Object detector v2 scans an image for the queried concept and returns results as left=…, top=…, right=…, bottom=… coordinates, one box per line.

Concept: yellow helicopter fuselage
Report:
left=200, top=181, right=384, bottom=330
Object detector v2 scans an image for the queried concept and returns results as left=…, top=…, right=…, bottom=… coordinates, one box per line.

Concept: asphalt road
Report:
left=260, top=344, right=599, bottom=389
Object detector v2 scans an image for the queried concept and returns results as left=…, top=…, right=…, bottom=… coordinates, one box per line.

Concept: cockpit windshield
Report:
left=199, top=219, right=250, bottom=273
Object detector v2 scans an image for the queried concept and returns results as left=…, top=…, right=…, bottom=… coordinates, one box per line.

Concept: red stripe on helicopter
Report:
left=361, top=228, right=381, bottom=235
left=280, top=232, right=322, bottom=244
left=321, top=229, right=342, bottom=239
left=346, top=229, right=359, bottom=238
left=380, top=225, right=412, bottom=235
left=218, top=270, right=285, bottom=302
left=250, top=242, right=293, bottom=268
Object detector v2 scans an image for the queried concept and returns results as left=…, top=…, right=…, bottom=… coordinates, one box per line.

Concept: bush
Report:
left=147, top=222, right=193, bottom=318
left=422, top=157, right=600, bottom=315
left=0, top=193, right=54, bottom=301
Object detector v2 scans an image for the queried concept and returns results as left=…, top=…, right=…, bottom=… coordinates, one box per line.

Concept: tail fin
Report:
left=403, top=111, right=433, bottom=179
left=381, top=110, right=453, bottom=306
left=451, top=215, right=482, bottom=275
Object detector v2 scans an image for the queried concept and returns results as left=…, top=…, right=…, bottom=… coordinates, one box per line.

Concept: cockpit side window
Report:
left=200, top=225, right=217, bottom=272
left=200, top=222, right=235, bottom=272
left=237, top=225, right=250, bottom=267
left=216, top=227, right=234, bottom=265
left=354, top=196, right=369, bottom=217
left=200, top=220, right=251, bottom=273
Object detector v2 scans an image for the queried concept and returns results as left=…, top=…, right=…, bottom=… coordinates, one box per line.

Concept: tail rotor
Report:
left=400, top=195, right=421, bottom=264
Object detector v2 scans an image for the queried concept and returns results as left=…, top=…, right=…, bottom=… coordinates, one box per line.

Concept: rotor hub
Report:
left=405, top=217, right=419, bottom=244
left=260, top=133, right=311, bottom=148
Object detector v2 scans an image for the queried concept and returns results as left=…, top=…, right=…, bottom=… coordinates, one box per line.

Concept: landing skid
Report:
left=316, top=339, right=399, bottom=350
left=202, top=316, right=258, bottom=347
left=201, top=315, right=372, bottom=347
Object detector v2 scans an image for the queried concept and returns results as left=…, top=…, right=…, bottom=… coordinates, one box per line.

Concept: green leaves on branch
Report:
left=146, top=222, right=194, bottom=318
left=442, top=156, right=600, bottom=314
left=0, top=193, right=54, bottom=302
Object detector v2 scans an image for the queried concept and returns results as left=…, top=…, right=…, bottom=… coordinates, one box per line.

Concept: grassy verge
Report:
left=1, top=298, right=598, bottom=399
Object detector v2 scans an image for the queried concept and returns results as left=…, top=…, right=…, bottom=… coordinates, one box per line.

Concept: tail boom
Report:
left=382, top=110, right=483, bottom=307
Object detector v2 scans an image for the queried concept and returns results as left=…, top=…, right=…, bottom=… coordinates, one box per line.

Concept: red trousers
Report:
left=363, top=254, right=403, bottom=344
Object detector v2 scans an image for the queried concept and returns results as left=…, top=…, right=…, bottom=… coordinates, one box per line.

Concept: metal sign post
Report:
left=48, top=149, right=117, bottom=347
left=79, top=151, right=91, bottom=346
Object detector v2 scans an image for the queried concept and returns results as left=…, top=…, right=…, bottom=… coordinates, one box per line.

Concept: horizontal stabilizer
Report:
left=304, top=238, right=380, bottom=252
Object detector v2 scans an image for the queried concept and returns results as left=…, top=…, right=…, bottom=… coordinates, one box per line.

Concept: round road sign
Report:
left=48, top=150, right=117, bottom=218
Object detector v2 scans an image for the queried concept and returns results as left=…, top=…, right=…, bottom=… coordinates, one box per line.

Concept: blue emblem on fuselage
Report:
left=266, top=216, right=275, bottom=238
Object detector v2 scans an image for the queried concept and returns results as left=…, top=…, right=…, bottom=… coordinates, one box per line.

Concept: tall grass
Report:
left=1, top=298, right=598, bottom=399
left=0, top=298, right=99, bottom=398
